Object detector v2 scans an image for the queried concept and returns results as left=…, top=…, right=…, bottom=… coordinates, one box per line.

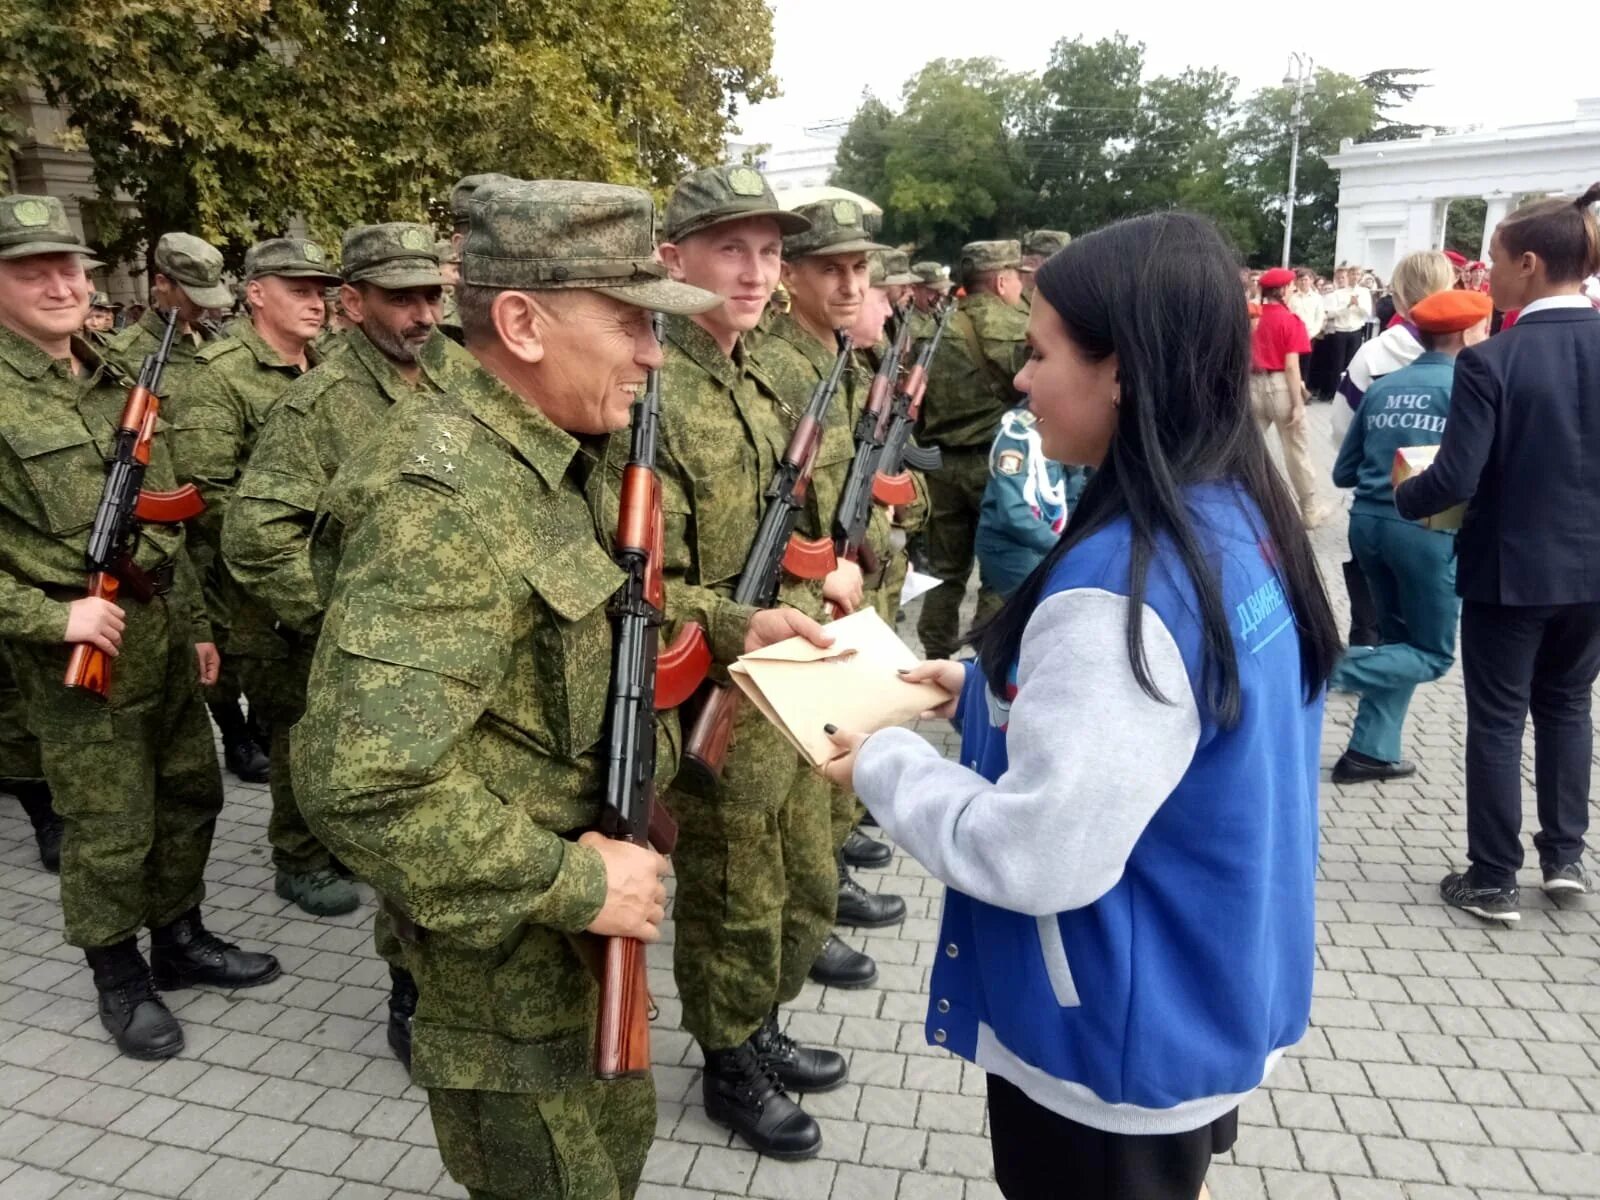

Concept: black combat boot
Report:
left=8, top=780, right=62, bottom=873
left=208, top=699, right=269, bottom=783
left=387, top=965, right=417, bottom=1073
left=808, top=933, right=878, bottom=989
left=150, top=908, right=281, bottom=990
left=752, top=1008, right=847, bottom=1093
left=86, top=939, right=184, bottom=1060
left=702, top=1039, right=821, bottom=1160
left=841, top=825, right=892, bottom=869
left=836, top=855, right=907, bottom=928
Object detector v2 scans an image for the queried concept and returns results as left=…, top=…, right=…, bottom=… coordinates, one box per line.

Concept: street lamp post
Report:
left=1281, top=52, right=1313, bottom=269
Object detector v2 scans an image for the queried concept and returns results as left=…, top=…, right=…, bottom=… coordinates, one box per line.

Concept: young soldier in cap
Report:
left=651, top=165, right=852, bottom=1159
left=0, top=195, right=280, bottom=1059
left=82, top=291, right=120, bottom=341
left=914, top=239, right=1030, bottom=660
left=168, top=236, right=353, bottom=916
left=293, top=178, right=716, bottom=1200
left=1329, top=288, right=1491, bottom=789
left=223, top=221, right=448, bottom=1071
left=108, top=231, right=271, bottom=784
left=877, top=248, right=918, bottom=309
left=1251, top=266, right=1326, bottom=527
left=1018, top=229, right=1071, bottom=304
left=752, top=198, right=910, bottom=960
left=907, top=260, right=953, bottom=344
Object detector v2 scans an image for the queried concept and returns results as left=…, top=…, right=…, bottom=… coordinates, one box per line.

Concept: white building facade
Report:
left=1325, top=98, right=1600, bottom=279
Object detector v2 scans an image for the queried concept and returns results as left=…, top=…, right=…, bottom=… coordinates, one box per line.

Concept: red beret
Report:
left=1468, top=261, right=1486, bottom=271
left=1410, top=288, right=1493, bottom=333
left=1443, top=249, right=1468, bottom=267
left=1258, top=267, right=1295, bottom=289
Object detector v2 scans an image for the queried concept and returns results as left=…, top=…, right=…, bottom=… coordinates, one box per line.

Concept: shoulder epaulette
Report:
left=397, top=410, right=475, bottom=491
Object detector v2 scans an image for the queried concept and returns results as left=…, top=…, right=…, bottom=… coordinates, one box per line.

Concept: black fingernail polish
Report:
left=823, top=723, right=837, bottom=735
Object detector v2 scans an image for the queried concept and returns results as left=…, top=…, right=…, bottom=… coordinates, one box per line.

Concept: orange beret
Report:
left=1258, top=267, right=1295, bottom=289
left=1410, top=288, right=1493, bottom=333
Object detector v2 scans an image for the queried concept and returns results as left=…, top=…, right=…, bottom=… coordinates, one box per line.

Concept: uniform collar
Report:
left=1517, top=294, right=1595, bottom=319
left=433, top=338, right=579, bottom=489
left=666, top=313, right=742, bottom=388
left=765, top=310, right=837, bottom=374
left=0, top=323, right=108, bottom=383
left=343, top=324, right=445, bottom=406
left=235, top=318, right=318, bottom=373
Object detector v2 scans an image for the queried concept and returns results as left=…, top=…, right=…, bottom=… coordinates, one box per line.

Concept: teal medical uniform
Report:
left=1330, top=351, right=1461, bottom=762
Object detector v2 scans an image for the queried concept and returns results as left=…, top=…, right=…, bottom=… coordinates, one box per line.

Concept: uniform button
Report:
left=937, top=999, right=950, bottom=1014
left=945, top=943, right=959, bottom=959
left=934, top=1029, right=948, bottom=1044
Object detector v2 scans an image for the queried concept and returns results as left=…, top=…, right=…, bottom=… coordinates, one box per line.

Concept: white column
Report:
left=1481, top=195, right=1513, bottom=260
left=1405, top=201, right=1438, bottom=259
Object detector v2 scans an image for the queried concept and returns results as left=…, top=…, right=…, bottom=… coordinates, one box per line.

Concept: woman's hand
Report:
left=899, top=659, right=965, bottom=719
left=821, top=724, right=868, bottom=788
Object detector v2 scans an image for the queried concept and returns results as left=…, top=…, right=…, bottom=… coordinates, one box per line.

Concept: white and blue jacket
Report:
left=854, top=482, right=1322, bottom=1133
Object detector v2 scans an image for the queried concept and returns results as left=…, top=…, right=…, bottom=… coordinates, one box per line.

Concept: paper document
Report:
left=729, top=608, right=953, bottom=767
left=1392, top=446, right=1464, bottom=531
left=899, top=568, right=942, bottom=606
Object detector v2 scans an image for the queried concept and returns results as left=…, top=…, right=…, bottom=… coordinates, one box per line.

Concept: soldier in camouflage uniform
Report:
left=750, top=200, right=909, bottom=957
left=169, top=237, right=356, bottom=917
left=914, top=239, right=1031, bottom=660
left=1019, top=229, right=1071, bottom=305
left=223, top=221, right=449, bottom=1072
left=293, top=178, right=717, bottom=1200
left=82, top=291, right=120, bottom=342
left=650, top=165, right=850, bottom=1160
left=0, top=195, right=279, bottom=1060
left=1, top=655, right=57, bottom=870
left=105, top=232, right=272, bottom=784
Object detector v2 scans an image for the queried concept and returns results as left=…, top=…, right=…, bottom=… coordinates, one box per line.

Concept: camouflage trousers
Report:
left=238, top=641, right=330, bottom=875
left=0, top=654, right=42, bottom=783
left=7, top=593, right=223, bottom=947
left=670, top=701, right=835, bottom=1049
left=918, top=448, right=1003, bottom=660
left=429, top=1075, right=655, bottom=1200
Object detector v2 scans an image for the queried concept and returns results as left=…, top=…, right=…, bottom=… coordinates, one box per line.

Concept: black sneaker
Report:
left=1541, top=861, right=1589, bottom=895
left=1331, top=751, right=1417, bottom=785
left=1440, top=871, right=1520, bottom=922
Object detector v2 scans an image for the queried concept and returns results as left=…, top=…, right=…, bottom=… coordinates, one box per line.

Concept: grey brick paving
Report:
left=2, top=405, right=1599, bottom=1198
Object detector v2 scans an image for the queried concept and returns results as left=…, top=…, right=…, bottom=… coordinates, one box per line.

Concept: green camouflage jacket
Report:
left=750, top=311, right=894, bottom=584
left=222, top=329, right=448, bottom=637
left=102, top=308, right=214, bottom=401
left=0, top=327, right=208, bottom=649
left=916, top=291, right=1028, bottom=450
left=293, top=337, right=676, bottom=1094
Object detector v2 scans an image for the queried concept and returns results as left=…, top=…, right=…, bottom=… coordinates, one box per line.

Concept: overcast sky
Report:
left=734, top=2, right=1596, bottom=146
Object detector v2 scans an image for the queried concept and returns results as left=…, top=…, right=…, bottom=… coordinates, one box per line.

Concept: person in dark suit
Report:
left=1395, top=183, right=1600, bottom=922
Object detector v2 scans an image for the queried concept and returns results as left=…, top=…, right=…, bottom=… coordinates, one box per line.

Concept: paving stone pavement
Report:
left=2, top=405, right=1598, bottom=1200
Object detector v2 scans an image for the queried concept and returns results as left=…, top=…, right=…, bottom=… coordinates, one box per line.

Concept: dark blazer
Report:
left=1394, top=305, right=1600, bottom=605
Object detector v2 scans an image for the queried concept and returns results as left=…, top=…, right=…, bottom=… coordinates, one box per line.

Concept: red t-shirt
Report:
left=1251, top=302, right=1312, bottom=372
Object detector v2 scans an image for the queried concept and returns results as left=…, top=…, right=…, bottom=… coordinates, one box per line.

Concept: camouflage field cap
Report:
left=435, top=238, right=459, bottom=266
left=154, top=232, right=234, bottom=308
left=663, top=165, right=811, bottom=242
left=960, top=239, right=1022, bottom=281
left=462, top=178, right=719, bottom=316
left=341, top=222, right=445, bottom=290
left=0, top=195, right=103, bottom=266
left=878, top=249, right=917, bottom=286
left=783, top=198, right=890, bottom=259
left=1020, top=229, right=1072, bottom=260
left=911, top=261, right=953, bottom=291
left=452, top=172, right=514, bottom=223
left=244, top=237, right=342, bottom=284
left=89, top=290, right=121, bottom=310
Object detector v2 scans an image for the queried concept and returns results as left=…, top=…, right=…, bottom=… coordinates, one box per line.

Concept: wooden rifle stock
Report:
left=595, top=932, right=652, bottom=1079
left=63, top=572, right=120, bottom=697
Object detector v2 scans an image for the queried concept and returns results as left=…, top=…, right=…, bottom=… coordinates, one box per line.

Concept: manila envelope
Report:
left=1392, top=445, right=1465, bottom=532
left=729, top=608, right=953, bottom=768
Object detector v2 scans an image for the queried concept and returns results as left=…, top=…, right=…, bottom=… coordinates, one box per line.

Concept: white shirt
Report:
left=1518, top=294, right=1595, bottom=318
left=1287, top=289, right=1324, bottom=340
left=1325, top=286, right=1371, bottom=332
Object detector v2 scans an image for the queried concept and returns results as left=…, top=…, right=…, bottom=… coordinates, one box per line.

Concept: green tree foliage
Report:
left=833, top=36, right=1430, bottom=270
left=7, top=0, right=775, bottom=266
left=1443, top=197, right=1488, bottom=261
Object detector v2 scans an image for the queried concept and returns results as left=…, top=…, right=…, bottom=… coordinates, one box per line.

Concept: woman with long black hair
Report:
left=823, top=212, right=1340, bottom=1200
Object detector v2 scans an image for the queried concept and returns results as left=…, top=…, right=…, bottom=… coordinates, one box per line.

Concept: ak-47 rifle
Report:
left=595, top=315, right=713, bottom=1080
left=827, top=310, right=917, bottom=615
left=678, top=331, right=853, bottom=788
left=872, top=299, right=953, bottom=507
left=66, top=309, right=205, bottom=696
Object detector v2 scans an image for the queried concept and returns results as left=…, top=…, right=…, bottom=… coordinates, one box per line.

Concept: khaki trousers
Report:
left=1249, top=371, right=1317, bottom=515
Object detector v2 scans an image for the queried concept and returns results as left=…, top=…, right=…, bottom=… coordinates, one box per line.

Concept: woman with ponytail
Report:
left=821, top=212, right=1339, bottom=1200
left=1397, top=183, right=1600, bottom=921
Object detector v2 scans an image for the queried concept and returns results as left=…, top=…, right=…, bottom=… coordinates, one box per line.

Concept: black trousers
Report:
left=987, top=1074, right=1236, bottom=1200
left=1461, top=600, right=1600, bottom=886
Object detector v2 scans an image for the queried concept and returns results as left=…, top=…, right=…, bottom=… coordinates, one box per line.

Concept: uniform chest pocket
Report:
left=517, top=544, right=623, bottom=760
left=2, top=422, right=105, bottom=535
left=688, top=454, right=760, bottom=587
